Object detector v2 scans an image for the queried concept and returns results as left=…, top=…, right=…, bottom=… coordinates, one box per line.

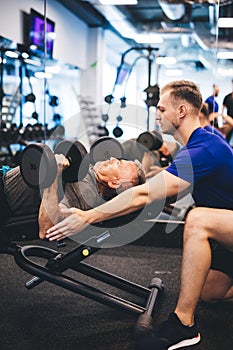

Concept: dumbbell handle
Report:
left=54, top=153, right=70, bottom=175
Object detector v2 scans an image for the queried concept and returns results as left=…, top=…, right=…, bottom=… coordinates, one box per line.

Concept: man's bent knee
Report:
left=184, top=208, right=209, bottom=241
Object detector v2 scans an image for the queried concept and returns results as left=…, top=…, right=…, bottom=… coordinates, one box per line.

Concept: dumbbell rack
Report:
left=0, top=84, right=21, bottom=166
left=0, top=85, right=21, bottom=127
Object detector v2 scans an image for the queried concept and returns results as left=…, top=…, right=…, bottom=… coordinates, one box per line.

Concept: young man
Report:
left=136, top=207, right=233, bottom=350
left=204, top=84, right=220, bottom=115
left=46, top=80, right=233, bottom=349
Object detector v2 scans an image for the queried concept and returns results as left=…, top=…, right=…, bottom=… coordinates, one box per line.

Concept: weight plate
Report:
left=137, top=131, right=163, bottom=151
left=20, top=143, right=57, bottom=189
left=89, top=136, right=124, bottom=164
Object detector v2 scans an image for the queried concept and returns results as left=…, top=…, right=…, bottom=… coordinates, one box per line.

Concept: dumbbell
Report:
left=20, top=140, right=90, bottom=190
left=20, top=137, right=125, bottom=190
left=137, top=130, right=163, bottom=152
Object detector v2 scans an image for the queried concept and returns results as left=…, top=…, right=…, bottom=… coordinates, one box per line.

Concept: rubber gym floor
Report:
left=0, top=221, right=232, bottom=350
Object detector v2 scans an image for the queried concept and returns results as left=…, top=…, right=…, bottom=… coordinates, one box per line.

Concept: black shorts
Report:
left=211, top=243, right=233, bottom=279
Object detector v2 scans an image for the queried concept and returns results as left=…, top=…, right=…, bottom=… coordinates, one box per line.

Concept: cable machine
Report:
left=104, top=46, right=160, bottom=133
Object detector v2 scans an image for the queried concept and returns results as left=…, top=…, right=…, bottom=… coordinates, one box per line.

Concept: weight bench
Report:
left=0, top=209, right=164, bottom=339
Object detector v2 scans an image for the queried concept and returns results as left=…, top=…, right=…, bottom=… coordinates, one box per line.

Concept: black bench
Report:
left=0, top=210, right=164, bottom=338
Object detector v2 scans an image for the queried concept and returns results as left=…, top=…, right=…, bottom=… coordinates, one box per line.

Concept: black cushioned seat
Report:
left=0, top=214, right=38, bottom=243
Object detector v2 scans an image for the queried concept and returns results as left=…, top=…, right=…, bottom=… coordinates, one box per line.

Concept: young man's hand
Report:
left=46, top=206, right=89, bottom=241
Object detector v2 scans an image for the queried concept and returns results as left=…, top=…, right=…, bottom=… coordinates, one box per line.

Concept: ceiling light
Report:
left=165, top=69, right=183, bottom=77
left=99, top=0, right=138, bottom=4
left=218, top=18, right=233, bottom=28
left=24, top=58, right=41, bottom=66
left=47, top=32, right=56, bottom=40
left=132, top=33, right=164, bottom=44
left=217, top=51, right=233, bottom=59
left=156, top=56, right=176, bottom=65
left=217, top=67, right=233, bottom=76
left=30, top=44, right=38, bottom=51
left=5, top=50, right=19, bottom=59
left=46, top=65, right=61, bottom=74
left=34, top=71, right=53, bottom=79
left=22, top=52, right=29, bottom=59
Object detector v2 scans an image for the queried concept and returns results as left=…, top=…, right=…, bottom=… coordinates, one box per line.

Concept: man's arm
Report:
left=38, top=178, right=60, bottom=239
left=38, top=154, right=69, bottom=239
left=222, top=114, right=233, bottom=127
left=221, top=103, right=226, bottom=117
left=218, top=103, right=233, bottom=137
left=46, top=170, right=190, bottom=241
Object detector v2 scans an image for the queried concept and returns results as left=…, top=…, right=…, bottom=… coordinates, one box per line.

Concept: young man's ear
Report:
left=179, top=104, right=187, bottom=119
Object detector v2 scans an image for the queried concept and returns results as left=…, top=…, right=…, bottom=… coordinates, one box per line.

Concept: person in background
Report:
left=122, top=131, right=179, bottom=178
left=204, top=84, right=220, bottom=119
left=221, top=79, right=233, bottom=142
left=198, top=103, right=225, bottom=139
left=142, top=140, right=180, bottom=178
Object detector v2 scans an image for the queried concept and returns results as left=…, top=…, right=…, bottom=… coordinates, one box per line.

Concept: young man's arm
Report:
left=46, top=170, right=190, bottom=241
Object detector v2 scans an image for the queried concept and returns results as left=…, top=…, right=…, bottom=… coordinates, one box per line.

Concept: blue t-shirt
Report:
left=205, top=95, right=219, bottom=113
left=166, top=127, right=233, bottom=209
left=204, top=125, right=225, bottom=140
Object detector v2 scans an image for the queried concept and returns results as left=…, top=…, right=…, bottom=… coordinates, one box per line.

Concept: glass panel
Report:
left=0, top=8, right=80, bottom=166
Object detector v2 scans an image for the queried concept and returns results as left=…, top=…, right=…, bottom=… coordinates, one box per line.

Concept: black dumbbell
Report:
left=20, top=140, right=90, bottom=190
left=136, top=130, right=163, bottom=151
left=20, top=136, right=125, bottom=190
left=89, top=136, right=124, bottom=164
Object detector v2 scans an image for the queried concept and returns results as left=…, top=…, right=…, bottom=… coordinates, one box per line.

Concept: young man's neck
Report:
left=174, top=123, right=201, bottom=146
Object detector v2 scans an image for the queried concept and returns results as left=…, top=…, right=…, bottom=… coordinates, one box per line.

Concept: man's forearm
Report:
left=39, top=178, right=60, bottom=239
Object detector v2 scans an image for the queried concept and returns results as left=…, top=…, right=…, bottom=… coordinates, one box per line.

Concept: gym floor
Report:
left=0, top=223, right=232, bottom=350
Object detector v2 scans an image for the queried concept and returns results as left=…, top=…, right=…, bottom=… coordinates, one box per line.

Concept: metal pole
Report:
left=147, top=48, right=153, bottom=130
left=0, top=49, right=4, bottom=116
left=43, top=0, right=47, bottom=143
